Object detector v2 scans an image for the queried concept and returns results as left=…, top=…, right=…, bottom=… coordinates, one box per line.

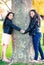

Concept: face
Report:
left=8, top=13, right=14, bottom=20
left=30, top=11, right=35, bottom=18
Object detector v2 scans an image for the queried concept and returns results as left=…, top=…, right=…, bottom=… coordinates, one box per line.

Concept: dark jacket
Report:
left=25, top=17, right=40, bottom=36
left=3, top=19, right=21, bottom=34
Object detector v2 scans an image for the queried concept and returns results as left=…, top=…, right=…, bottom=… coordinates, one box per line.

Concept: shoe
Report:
left=42, top=59, right=44, bottom=62
left=30, top=60, right=39, bottom=63
left=2, top=59, right=11, bottom=63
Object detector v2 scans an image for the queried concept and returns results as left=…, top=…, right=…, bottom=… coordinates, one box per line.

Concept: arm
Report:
left=24, top=26, right=30, bottom=34
left=25, top=19, right=37, bottom=34
left=7, top=20, right=21, bottom=31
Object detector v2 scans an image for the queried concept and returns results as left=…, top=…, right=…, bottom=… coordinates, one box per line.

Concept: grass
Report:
left=0, top=61, right=28, bottom=65
left=0, top=61, right=44, bottom=65
left=0, top=20, right=44, bottom=65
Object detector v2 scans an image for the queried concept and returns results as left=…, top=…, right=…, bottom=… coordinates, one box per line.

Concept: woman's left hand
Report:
left=20, top=30, right=25, bottom=33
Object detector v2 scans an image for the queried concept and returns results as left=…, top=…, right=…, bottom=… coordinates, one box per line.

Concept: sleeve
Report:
left=25, top=19, right=37, bottom=34
left=7, top=20, right=21, bottom=31
left=24, top=26, right=30, bottom=34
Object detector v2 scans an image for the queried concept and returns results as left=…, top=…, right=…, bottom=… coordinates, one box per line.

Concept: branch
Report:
left=2, top=0, right=12, bottom=11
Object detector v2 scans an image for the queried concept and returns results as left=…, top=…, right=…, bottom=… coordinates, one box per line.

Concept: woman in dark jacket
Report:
left=24, top=9, right=44, bottom=62
left=2, top=12, right=24, bottom=62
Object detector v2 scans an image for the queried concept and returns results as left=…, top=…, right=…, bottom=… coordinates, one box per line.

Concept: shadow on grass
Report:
left=0, top=60, right=8, bottom=65
left=11, top=63, right=28, bottom=65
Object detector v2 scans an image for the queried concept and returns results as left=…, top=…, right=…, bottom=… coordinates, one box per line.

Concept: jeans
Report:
left=32, top=32, right=44, bottom=60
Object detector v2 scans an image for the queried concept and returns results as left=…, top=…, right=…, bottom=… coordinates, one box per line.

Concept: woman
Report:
left=24, top=9, right=44, bottom=62
left=2, top=12, right=24, bottom=62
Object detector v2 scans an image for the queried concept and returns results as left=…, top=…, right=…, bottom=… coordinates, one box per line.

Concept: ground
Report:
left=0, top=20, right=44, bottom=65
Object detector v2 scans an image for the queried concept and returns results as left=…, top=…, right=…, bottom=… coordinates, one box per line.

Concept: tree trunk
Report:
left=11, top=0, right=34, bottom=63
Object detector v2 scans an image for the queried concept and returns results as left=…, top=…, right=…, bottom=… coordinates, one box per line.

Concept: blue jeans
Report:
left=32, top=32, right=44, bottom=60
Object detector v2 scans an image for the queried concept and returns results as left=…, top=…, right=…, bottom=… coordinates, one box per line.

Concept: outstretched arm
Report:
left=6, top=20, right=21, bottom=31
left=25, top=19, right=37, bottom=34
left=6, top=20, right=25, bottom=33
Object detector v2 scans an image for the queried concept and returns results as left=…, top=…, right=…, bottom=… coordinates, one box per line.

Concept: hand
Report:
left=20, top=30, right=25, bottom=33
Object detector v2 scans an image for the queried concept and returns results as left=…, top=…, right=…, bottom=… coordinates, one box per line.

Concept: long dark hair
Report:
left=29, top=9, right=41, bottom=27
left=3, top=12, right=14, bottom=29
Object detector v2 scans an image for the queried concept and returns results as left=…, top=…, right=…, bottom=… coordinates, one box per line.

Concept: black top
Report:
left=3, top=19, right=21, bottom=34
left=25, top=17, right=40, bottom=35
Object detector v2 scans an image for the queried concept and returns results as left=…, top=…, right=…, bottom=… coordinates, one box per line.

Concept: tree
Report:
left=11, top=0, right=35, bottom=63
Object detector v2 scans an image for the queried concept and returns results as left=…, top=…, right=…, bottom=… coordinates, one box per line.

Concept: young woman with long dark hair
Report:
left=24, top=9, right=44, bottom=62
left=2, top=12, right=24, bottom=62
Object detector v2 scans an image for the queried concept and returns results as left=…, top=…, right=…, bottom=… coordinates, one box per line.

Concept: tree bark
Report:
left=11, top=0, right=34, bottom=63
